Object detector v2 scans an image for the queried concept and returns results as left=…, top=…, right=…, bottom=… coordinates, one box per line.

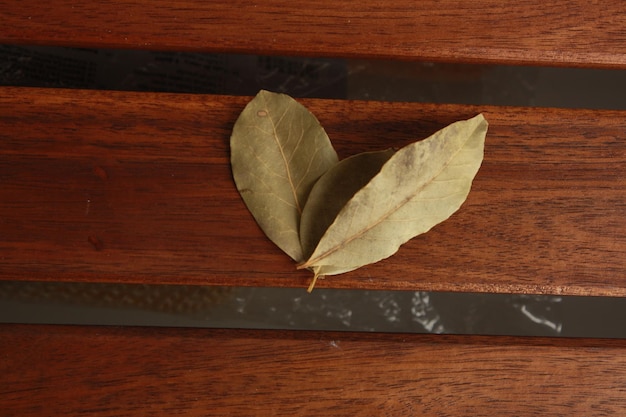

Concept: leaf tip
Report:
left=474, top=113, right=489, bottom=128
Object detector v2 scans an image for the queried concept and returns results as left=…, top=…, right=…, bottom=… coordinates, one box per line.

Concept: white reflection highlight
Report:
left=410, top=292, right=445, bottom=333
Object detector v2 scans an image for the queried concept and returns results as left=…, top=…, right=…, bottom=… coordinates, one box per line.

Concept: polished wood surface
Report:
left=1, top=87, right=625, bottom=295
left=0, top=0, right=625, bottom=68
left=1, top=324, right=625, bottom=416
left=2, top=2, right=624, bottom=415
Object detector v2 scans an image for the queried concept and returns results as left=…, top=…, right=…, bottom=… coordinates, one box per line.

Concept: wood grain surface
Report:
left=1, top=87, right=625, bottom=295
left=0, top=0, right=625, bottom=68
left=1, top=324, right=625, bottom=416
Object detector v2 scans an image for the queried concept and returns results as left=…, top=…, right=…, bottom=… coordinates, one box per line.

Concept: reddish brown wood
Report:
left=1, top=324, right=625, bottom=416
left=1, top=87, right=625, bottom=295
left=0, top=0, right=625, bottom=68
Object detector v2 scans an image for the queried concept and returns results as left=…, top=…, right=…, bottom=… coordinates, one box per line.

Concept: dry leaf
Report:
left=230, top=91, right=487, bottom=292
left=300, top=149, right=395, bottom=264
left=230, top=90, right=338, bottom=261
left=299, top=114, right=487, bottom=280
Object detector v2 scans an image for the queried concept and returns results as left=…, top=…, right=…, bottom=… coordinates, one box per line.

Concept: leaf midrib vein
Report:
left=264, top=95, right=303, bottom=214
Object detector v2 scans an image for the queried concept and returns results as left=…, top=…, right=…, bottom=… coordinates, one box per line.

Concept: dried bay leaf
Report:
left=299, top=114, right=487, bottom=280
left=300, top=149, right=395, bottom=265
left=230, top=91, right=488, bottom=292
left=230, top=90, right=338, bottom=261
left=300, top=149, right=395, bottom=291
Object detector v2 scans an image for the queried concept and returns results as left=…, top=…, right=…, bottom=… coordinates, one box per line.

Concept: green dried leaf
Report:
left=299, top=114, right=487, bottom=278
left=230, top=91, right=488, bottom=292
left=300, top=149, right=395, bottom=263
left=230, top=90, right=338, bottom=261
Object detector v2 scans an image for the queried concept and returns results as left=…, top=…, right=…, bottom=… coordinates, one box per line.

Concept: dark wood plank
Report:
left=0, top=0, right=625, bottom=68
left=1, top=324, right=625, bottom=416
left=1, top=87, right=625, bottom=295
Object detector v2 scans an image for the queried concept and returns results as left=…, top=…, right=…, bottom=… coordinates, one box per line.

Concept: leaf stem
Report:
left=307, top=272, right=321, bottom=293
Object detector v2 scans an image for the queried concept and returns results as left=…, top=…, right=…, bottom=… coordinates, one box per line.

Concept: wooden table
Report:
left=1, top=1, right=625, bottom=414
